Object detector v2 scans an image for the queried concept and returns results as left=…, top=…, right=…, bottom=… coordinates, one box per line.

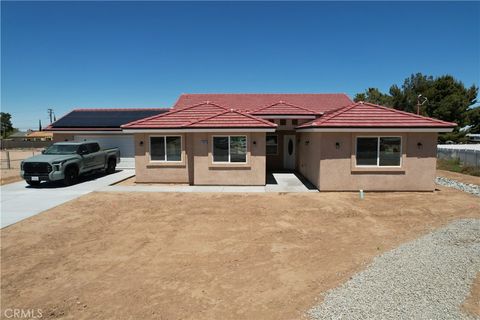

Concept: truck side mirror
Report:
left=41, top=149, right=46, bottom=154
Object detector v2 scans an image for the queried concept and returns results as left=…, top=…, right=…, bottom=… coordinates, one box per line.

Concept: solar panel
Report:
left=51, top=110, right=169, bottom=128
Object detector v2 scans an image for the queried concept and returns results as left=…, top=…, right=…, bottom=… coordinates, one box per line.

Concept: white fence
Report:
left=437, top=144, right=480, bottom=169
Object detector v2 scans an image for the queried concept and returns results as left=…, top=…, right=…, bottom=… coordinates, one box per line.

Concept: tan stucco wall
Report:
left=134, top=133, right=191, bottom=184
left=297, top=132, right=322, bottom=188
left=134, top=132, right=266, bottom=185
left=297, top=132, right=438, bottom=191
left=52, top=133, right=74, bottom=142
left=192, top=132, right=266, bottom=185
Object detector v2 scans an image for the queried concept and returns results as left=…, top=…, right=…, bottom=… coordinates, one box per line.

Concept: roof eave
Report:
left=122, top=127, right=276, bottom=133
left=296, top=126, right=455, bottom=133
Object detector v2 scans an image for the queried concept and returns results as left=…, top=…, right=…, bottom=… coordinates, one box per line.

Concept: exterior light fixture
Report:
left=417, top=142, right=423, bottom=149
left=335, top=142, right=340, bottom=149
left=305, top=140, right=310, bottom=145
left=140, top=141, right=144, bottom=146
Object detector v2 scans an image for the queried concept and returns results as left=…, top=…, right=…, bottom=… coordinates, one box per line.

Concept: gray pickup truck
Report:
left=21, top=141, right=120, bottom=186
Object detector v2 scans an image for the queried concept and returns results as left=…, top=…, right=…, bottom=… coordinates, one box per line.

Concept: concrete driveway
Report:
left=0, top=170, right=134, bottom=228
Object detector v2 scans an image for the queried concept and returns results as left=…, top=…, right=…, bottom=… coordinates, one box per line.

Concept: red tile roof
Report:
left=173, top=93, right=352, bottom=113
left=250, top=102, right=321, bottom=116
left=298, top=102, right=457, bottom=128
left=188, top=110, right=276, bottom=128
left=122, top=103, right=276, bottom=129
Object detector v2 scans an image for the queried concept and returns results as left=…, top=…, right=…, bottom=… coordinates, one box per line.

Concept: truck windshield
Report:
left=44, top=144, right=79, bottom=155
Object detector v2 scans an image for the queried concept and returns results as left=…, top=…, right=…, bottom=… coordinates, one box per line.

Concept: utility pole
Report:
left=416, top=94, right=428, bottom=115
left=47, top=108, right=54, bottom=124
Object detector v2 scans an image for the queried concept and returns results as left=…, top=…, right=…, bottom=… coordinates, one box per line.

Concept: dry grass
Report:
left=437, top=158, right=480, bottom=177
left=2, top=188, right=479, bottom=320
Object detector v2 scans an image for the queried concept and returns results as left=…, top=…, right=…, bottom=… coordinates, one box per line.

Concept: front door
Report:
left=283, top=134, right=296, bottom=170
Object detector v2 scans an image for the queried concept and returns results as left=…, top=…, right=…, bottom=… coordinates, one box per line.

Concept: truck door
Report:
left=86, top=143, right=104, bottom=169
left=79, top=145, right=95, bottom=170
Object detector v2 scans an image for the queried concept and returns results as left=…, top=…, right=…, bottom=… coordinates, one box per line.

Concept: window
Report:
left=356, top=137, right=401, bottom=167
left=280, top=119, right=287, bottom=125
left=86, top=143, right=100, bottom=153
left=266, top=134, right=278, bottom=155
left=150, top=136, right=182, bottom=162
left=292, top=119, right=298, bottom=125
left=78, top=145, right=89, bottom=155
left=213, top=136, right=247, bottom=163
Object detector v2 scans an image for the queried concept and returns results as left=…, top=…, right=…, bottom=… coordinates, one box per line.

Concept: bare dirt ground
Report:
left=463, top=273, right=480, bottom=317
left=437, top=169, right=480, bottom=185
left=0, top=169, right=21, bottom=185
left=2, top=187, right=479, bottom=320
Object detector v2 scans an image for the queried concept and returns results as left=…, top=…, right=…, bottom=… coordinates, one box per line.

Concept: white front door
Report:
left=283, top=135, right=296, bottom=170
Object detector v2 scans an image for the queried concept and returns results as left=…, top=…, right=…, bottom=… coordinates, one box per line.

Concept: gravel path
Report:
left=436, top=176, right=480, bottom=197
left=308, top=219, right=480, bottom=320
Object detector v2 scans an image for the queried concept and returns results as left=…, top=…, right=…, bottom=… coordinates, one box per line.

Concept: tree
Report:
left=354, top=73, right=478, bottom=130
left=467, top=107, right=480, bottom=134
left=354, top=88, right=392, bottom=106
left=0, top=112, right=14, bottom=138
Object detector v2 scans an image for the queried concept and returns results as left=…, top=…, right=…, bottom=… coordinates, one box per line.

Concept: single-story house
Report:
left=26, top=130, right=53, bottom=141
left=46, top=108, right=168, bottom=168
left=8, top=130, right=31, bottom=141
left=119, top=93, right=456, bottom=191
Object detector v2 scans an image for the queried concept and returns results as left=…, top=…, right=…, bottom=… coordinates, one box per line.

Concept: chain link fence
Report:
left=437, top=145, right=480, bottom=169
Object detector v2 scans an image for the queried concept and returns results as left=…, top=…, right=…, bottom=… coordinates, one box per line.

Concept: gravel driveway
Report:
left=308, top=219, right=480, bottom=320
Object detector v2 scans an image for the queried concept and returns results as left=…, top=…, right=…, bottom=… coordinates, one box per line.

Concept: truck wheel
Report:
left=26, top=180, right=41, bottom=187
left=106, top=158, right=116, bottom=174
left=64, top=166, right=78, bottom=186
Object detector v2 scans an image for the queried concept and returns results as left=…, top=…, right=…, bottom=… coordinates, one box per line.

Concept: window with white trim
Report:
left=266, top=134, right=278, bottom=155
left=213, top=136, right=247, bottom=163
left=150, top=136, right=182, bottom=161
left=356, top=137, right=401, bottom=166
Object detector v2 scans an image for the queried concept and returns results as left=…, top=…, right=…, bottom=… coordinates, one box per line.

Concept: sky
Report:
left=1, top=1, right=479, bottom=131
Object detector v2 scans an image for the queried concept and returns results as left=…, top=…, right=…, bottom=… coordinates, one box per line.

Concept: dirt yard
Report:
left=463, top=273, right=480, bottom=317
left=1, top=187, right=479, bottom=320
left=0, top=169, right=21, bottom=185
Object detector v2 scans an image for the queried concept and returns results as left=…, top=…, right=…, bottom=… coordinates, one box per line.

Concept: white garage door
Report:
left=74, top=135, right=135, bottom=169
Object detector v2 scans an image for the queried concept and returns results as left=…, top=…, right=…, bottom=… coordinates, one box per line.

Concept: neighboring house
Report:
left=26, top=130, right=53, bottom=141
left=45, top=108, right=169, bottom=168
left=8, top=130, right=31, bottom=141
left=466, top=133, right=480, bottom=143
left=120, top=93, right=455, bottom=191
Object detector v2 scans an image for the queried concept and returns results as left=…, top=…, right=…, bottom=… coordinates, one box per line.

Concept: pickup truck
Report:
left=21, top=141, right=120, bottom=186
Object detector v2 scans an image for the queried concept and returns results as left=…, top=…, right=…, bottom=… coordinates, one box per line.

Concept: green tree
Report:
left=354, top=73, right=478, bottom=127
left=354, top=88, right=392, bottom=106
left=0, top=112, right=14, bottom=138
left=467, top=107, right=480, bottom=134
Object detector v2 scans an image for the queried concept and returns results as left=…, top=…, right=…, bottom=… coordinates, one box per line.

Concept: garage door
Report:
left=74, top=135, right=135, bottom=169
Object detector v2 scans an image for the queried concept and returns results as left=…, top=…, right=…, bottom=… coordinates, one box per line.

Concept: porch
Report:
left=103, top=172, right=317, bottom=193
